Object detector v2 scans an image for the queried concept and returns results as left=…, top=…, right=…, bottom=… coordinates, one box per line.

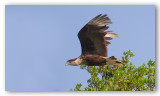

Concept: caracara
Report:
left=65, top=14, right=122, bottom=67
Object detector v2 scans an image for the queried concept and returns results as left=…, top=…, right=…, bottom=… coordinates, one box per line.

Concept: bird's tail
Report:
left=106, top=56, right=123, bottom=71
left=101, top=56, right=124, bottom=78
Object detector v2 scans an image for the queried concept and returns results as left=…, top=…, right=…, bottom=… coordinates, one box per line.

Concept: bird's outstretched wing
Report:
left=78, top=14, right=118, bottom=57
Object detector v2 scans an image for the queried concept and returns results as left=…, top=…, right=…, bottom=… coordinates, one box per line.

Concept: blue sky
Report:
left=5, top=5, right=155, bottom=91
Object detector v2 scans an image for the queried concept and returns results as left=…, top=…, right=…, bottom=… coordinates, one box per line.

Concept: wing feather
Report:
left=78, top=14, right=118, bottom=57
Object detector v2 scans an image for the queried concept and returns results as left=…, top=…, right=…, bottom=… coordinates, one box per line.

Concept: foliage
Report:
left=74, top=50, right=155, bottom=91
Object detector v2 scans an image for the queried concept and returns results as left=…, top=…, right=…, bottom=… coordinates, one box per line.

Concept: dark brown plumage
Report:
left=81, top=55, right=107, bottom=66
left=78, top=14, right=117, bottom=57
left=65, top=14, right=121, bottom=66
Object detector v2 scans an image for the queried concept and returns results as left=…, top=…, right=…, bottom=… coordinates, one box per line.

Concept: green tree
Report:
left=74, top=50, right=155, bottom=91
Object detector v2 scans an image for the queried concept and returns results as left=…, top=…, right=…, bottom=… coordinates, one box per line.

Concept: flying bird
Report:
left=66, top=14, right=122, bottom=67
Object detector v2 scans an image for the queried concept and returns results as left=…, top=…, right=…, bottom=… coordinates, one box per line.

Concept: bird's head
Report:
left=65, top=58, right=82, bottom=66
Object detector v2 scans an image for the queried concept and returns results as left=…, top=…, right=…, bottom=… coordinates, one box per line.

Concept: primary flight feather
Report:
left=66, top=14, right=122, bottom=66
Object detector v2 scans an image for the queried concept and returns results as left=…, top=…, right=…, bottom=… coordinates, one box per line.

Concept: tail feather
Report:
left=106, top=56, right=123, bottom=68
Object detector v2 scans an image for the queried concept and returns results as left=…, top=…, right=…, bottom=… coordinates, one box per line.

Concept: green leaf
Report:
left=73, top=50, right=155, bottom=91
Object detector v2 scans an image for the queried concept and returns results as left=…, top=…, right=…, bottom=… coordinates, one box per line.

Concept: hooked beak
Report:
left=65, top=62, right=70, bottom=66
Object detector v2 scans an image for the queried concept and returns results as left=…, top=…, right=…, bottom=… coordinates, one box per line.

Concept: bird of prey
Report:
left=66, top=14, right=122, bottom=67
